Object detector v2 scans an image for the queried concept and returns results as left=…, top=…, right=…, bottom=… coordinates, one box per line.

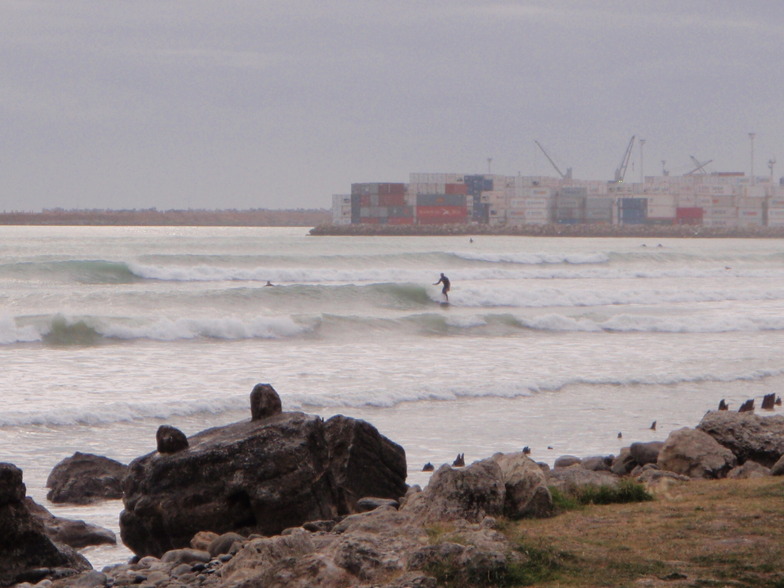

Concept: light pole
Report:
left=639, top=139, right=646, bottom=183
left=749, top=132, right=756, bottom=185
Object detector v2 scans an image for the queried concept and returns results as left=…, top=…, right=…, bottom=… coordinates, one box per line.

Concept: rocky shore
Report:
left=309, top=222, right=784, bottom=239
left=3, top=386, right=784, bottom=587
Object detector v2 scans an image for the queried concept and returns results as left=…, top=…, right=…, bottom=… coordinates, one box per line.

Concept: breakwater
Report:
left=310, top=222, right=784, bottom=238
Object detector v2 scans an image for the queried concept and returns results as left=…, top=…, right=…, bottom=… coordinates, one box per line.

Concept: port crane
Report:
left=686, top=156, right=713, bottom=175
left=534, top=140, right=572, bottom=180
left=613, top=135, right=635, bottom=183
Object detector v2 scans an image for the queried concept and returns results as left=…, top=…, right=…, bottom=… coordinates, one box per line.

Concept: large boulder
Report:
left=490, top=452, right=553, bottom=518
left=324, top=414, right=408, bottom=514
left=0, top=463, right=91, bottom=587
left=46, top=452, right=127, bottom=504
left=697, top=411, right=784, bottom=467
left=402, top=461, right=505, bottom=523
left=119, top=385, right=409, bottom=560
left=120, top=412, right=340, bottom=557
left=657, top=427, right=737, bottom=479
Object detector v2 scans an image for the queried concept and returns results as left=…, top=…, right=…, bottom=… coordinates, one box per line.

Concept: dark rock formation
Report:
left=761, top=393, right=776, bottom=410
left=324, top=414, right=407, bottom=514
left=120, top=411, right=340, bottom=557
left=120, top=385, right=408, bottom=559
left=452, top=453, right=465, bottom=467
left=45, top=452, right=127, bottom=504
left=738, top=399, right=755, bottom=413
left=156, top=425, right=189, bottom=454
left=25, top=498, right=116, bottom=549
left=657, top=427, right=737, bottom=479
left=697, top=411, right=784, bottom=467
left=250, top=383, right=282, bottom=420
left=0, top=463, right=91, bottom=587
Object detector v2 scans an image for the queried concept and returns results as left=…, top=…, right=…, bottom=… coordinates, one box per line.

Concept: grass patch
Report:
left=511, top=477, right=784, bottom=586
left=550, top=479, right=653, bottom=512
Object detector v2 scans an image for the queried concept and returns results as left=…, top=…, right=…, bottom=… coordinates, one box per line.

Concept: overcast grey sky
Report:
left=2, top=1, right=782, bottom=211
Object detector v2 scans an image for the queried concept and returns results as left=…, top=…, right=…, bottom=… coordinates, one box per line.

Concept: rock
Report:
left=45, top=452, right=127, bottom=504
left=0, top=463, right=91, bottom=587
left=250, top=383, right=282, bottom=420
left=553, top=455, right=581, bottom=468
left=610, top=447, right=637, bottom=476
left=219, top=529, right=316, bottom=585
left=629, top=441, right=665, bottom=466
left=635, top=464, right=690, bottom=486
left=726, top=461, right=770, bottom=479
left=25, top=498, right=116, bottom=549
left=697, top=411, right=784, bottom=467
left=402, top=461, right=505, bottom=523
left=422, top=462, right=434, bottom=472
left=324, top=415, right=407, bottom=515
left=208, top=532, right=246, bottom=557
left=580, top=455, right=613, bottom=472
left=771, top=455, right=784, bottom=476
left=761, top=393, right=776, bottom=410
left=189, top=530, right=218, bottom=551
left=156, top=425, right=188, bottom=454
left=738, top=399, right=755, bottom=413
left=546, top=464, right=620, bottom=492
left=657, top=427, right=737, bottom=479
left=452, top=453, right=465, bottom=467
left=355, top=497, right=399, bottom=512
left=159, top=548, right=210, bottom=564
left=121, top=411, right=340, bottom=557
left=489, top=452, right=553, bottom=518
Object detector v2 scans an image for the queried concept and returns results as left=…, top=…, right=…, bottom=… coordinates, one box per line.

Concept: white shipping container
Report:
left=646, top=194, right=677, bottom=207
left=767, top=218, right=784, bottom=227
left=766, top=208, right=784, bottom=219
left=524, top=209, right=549, bottom=219
left=703, top=218, right=739, bottom=227
left=647, top=205, right=677, bottom=218
left=704, top=207, right=737, bottom=218
left=738, top=208, right=761, bottom=218
left=768, top=197, right=784, bottom=208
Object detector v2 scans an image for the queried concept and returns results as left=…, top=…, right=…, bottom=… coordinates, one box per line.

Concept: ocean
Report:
left=2, top=225, right=784, bottom=567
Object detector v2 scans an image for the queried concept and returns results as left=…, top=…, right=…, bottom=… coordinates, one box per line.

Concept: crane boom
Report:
left=614, top=135, right=636, bottom=183
left=686, top=156, right=712, bottom=175
left=534, top=140, right=570, bottom=179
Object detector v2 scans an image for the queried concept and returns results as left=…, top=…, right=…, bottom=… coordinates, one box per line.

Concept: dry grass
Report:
left=505, top=477, right=784, bottom=587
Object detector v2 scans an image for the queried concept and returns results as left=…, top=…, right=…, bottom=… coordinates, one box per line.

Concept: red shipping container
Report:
left=676, top=207, right=704, bottom=219
left=379, top=193, right=407, bottom=207
left=360, top=195, right=371, bottom=206
left=445, top=183, right=468, bottom=195
left=378, top=183, right=406, bottom=195
left=387, top=216, right=414, bottom=225
left=359, top=217, right=380, bottom=224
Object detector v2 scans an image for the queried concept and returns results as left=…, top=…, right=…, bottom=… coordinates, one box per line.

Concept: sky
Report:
left=1, top=1, right=783, bottom=211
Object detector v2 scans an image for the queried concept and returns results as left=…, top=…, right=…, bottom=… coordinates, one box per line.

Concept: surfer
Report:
left=433, top=273, right=450, bottom=302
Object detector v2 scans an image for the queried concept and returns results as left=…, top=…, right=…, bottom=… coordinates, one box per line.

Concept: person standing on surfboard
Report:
left=434, top=273, right=451, bottom=302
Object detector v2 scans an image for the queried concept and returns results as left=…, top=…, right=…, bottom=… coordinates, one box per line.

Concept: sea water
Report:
left=2, top=225, right=784, bottom=567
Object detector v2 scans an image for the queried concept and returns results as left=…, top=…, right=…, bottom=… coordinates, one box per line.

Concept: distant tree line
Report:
left=0, top=208, right=331, bottom=226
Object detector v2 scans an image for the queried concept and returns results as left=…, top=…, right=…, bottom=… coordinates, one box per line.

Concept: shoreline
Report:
left=309, top=222, right=784, bottom=239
